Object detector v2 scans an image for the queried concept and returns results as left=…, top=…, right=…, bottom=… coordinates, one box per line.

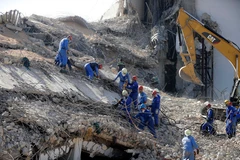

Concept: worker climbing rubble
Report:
left=200, top=103, right=215, bottom=135
left=55, top=35, right=72, bottom=72
left=124, top=75, right=138, bottom=110
left=137, top=85, right=147, bottom=110
left=118, top=90, right=132, bottom=123
left=134, top=103, right=156, bottom=138
left=182, top=129, right=199, bottom=160
left=84, top=62, right=102, bottom=80
left=113, top=68, right=130, bottom=92
left=225, top=100, right=237, bottom=138
left=148, top=90, right=161, bottom=127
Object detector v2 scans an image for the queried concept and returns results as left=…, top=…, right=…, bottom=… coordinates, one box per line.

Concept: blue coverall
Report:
left=55, top=56, right=72, bottom=70
left=149, top=94, right=161, bottom=126
left=201, top=108, right=214, bottom=134
left=126, top=81, right=138, bottom=109
left=84, top=63, right=99, bottom=80
left=226, top=105, right=237, bottom=137
left=182, top=135, right=199, bottom=160
left=56, top=38, right=69, bottom=68
left=135, top=109, right=156, bottom=138
left=138, top=92, right=147, bottom=105
left=236, top=108, right=240, bottom=123
left=119, top=96, right=132, bottom=123
left=113, top=71, right=130, bottom=91
left=138, top=92, right=147, bottom=110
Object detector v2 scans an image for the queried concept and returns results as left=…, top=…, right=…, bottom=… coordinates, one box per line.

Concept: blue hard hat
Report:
left=140, top=104, right=146, bottom=109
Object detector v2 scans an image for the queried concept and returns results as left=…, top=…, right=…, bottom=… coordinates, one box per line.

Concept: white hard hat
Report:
left=153, top=88, right=160, bottom=93
left=122, top=68, right=127, bottom=75
left=184, top=129, right=191, bottom=136
left=122, top=90, right=128, bottom=96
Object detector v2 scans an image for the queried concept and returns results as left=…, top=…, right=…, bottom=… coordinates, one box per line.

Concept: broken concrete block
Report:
left=86, top=141, right=95, bottom=151
left=5, top=23, right=22, bottom=31
left=104, top=147, right=113, bottom=157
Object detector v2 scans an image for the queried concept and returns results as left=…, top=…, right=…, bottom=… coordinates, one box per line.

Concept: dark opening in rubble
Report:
left=80, top=151, right=132, bottom=160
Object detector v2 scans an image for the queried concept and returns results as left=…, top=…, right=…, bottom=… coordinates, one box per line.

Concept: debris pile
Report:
left=0, top=5, right=240, bottom=160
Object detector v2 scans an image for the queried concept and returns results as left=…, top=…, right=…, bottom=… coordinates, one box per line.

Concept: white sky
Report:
left=0, top=0, right=118, bottom=22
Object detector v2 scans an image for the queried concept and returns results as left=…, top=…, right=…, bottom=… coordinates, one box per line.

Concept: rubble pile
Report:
left=0, top=6, right=240, bottom=160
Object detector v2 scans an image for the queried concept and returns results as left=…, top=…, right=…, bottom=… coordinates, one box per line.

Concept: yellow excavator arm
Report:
left=177, top=8, right=240, bottom=103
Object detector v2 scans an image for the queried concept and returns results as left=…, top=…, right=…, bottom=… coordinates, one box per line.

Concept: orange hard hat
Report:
left=132, top=76, right=137, bottom=81
left=139, top=85, right=143, bottom=90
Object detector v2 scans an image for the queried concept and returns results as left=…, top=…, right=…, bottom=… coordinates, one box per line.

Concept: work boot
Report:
left=60, top=68, right=68, bottom=74
left=228, top=134, right=232, bottom=139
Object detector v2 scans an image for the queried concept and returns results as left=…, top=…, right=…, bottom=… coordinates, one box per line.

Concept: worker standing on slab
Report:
left=137, top=85, right=147, bottom=110
left=134, top=104, right=156, bottom=138
left=201, top=103, right=215, bottom=135
left=182, top=129, right=199, bottom=160
left=113, top=68, right=130, bottom=92
left=119, top=90, right=132, bottom=123
left=55, top=35, right=72, bottom=71
left=225, top=100, right=237, bottom=138
left=148, top=90, right=161, bottom=127
left=125, top=75, right=138, bottom=109
left=84, top=62, right=102, bottom=80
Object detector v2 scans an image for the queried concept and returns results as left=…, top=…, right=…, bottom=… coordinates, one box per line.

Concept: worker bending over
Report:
left=201, top=104, right=215, bottom=135
left=84, top=62, right=102, bottom=80
left=134, top=104, right=156, bottom=138
left=119, top=90, right=132, bottom=123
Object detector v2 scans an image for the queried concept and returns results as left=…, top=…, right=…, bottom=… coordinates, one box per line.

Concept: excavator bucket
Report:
left=179, top=63, right=204, bottom=86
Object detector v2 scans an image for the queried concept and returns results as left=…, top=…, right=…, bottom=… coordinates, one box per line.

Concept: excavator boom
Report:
left=177, top=8, right=240, bottom=103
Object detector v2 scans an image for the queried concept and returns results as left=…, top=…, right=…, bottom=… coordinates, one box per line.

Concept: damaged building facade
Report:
left=103, top=0, right=240, bottom=100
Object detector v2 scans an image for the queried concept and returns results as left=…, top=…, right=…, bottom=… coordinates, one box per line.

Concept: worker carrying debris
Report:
left=182, top=129, right=199, bottom=160
left=113, top=68, right=130, bottom=91
left=84, top=62, right=102, bottom=80
left=148, top=90, right=161, bottom=127
left=134, top=104, right=156, bottom=138
left=118, top=90, right=132, bottom=123
left=124, top=75, right=138, bottom=109
left=200, top=103, right=215, bottom=135
left=137, top=85, right=147, bottom=110
left=225, top=100, right=237, bottom=138
left=55, top=35, right=72, bottom=71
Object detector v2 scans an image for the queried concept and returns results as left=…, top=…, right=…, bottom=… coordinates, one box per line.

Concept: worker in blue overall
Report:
left=182, top=129, right=199, bottom=160
left=134, top=104, right=156, bottom=138
left=55, top=35, right=72, bottom=71
left=225, top=100, right=237, bottom=138
left=125, top=75, right=138, bottom=109
left=119, top=90, right=132, bottom=123
left=148, top=90, right=161, bottom=127
left=84, top=62, right=102, bottom=80
left=113, top=68, right=130, bottom=92
left=201, top=104, right=215, bottom=135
